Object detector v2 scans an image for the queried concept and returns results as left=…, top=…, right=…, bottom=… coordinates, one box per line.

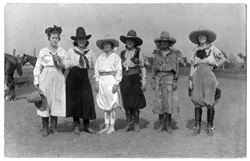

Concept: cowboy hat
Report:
left=27, top=88, right=48, bottom=111
left=96, top=36, right=119, bottom=50
left=71, top=27, right=91, bottom=41
left=189, top=27, right=217, bottom=44
left=154, top=31, right=176, bottom=45
left=120, top=30, right=143, bottom=46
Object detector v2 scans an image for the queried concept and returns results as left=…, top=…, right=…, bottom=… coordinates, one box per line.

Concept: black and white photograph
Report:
left=2, top=1, right=247, bottom=158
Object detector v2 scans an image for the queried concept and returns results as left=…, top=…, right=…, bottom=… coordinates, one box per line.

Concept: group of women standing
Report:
left=31, top=25, right=226, bottom=137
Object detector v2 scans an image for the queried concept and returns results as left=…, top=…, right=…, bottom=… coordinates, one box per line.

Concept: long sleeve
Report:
left=174, top=55, right=179, bottom=80
left=62, top=50, right=72, bottom=69
left=93, top=56, right=100, bottom=82
left=33, top=50, right=43, bottom=85
left=114, top=56, right=122, bottom=85
left=90, top=50, right=97, bottom=69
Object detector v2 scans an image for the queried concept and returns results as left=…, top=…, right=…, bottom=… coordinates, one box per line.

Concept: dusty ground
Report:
left=4, top=68, right=246, bottom=158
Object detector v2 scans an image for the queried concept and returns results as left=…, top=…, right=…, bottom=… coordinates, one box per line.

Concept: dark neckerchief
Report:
left=73, top=48, right=90, bottom=69
left=48, top=52, right=59, bottom=67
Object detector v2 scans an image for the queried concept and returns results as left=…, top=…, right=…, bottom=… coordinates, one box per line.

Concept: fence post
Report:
left=33, top=48, right=36, bottom=57
left=13, top=49, right=16, bottom=56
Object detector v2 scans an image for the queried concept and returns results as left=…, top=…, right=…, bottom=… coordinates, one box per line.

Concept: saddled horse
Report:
left=20, top=54, right=37, bottom=67
left=5, top=53, right=23, bottom=101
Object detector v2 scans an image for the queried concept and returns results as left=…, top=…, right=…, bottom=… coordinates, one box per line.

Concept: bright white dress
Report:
left=94, top=52, right=122, bottom=111
left=33, top=47, right=66, bottom=117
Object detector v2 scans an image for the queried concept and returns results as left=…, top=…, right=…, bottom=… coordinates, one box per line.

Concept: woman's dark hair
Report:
left=45, top=25, right=62, bottom=41
left=73, top=41, right=89, bottom=47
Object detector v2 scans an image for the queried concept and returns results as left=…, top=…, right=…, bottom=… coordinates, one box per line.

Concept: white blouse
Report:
left=33, top=47, right=66, bottom=85
left=94, top=52, right=122, bottom=85
left=63, top=46, right=96, bottom=69
left=122, top=48, right=146, bottom=70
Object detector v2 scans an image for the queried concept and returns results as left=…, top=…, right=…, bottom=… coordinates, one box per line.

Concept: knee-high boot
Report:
left=123, top=109, right=133, bottom=132
left=73, top=117, right=80, bottom=135
left=157, top=114, right=165, bottom=133
left=133, top=108, right=140, bottom=132
left=192, top=107, right=202, bottom=136
left=51, top=115, right=59, bottom=135
left=42, top=117, right=49, bottom=137
left=165, top=113, right=172, bottom=133
left=206, top=107, right=215, bottom=136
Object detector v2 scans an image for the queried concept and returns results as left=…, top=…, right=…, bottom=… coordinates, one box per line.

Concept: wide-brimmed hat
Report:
left=120, top=30, right=143, bottom=46
left=189, top=27, right=217, bottom=44
left=27, top=88, right=47, bottom=111
left=71, top=27, right=91, bottom=41
left=154, top=31, right=176, bottom=45
left=96, top=35, right=119, bottom=50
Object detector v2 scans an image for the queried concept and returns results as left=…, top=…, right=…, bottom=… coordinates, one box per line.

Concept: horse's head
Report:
left=20, top=54, right=29, bottom=66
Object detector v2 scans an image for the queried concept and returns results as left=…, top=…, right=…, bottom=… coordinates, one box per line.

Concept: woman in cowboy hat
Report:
left=33, top=25, right=66, bottom=137
left=94, top=36, right=122, bottom=134
left=119, top=30, right=147, bottom=132
left=151, top=31, right=181, bottom=133
left=188, top=27, right=227, bottom=136
left=64, top=27, right=97, bottom=135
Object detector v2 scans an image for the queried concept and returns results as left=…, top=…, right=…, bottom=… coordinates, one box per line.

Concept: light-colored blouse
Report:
left=122, top=48, right=146, bottom=70
left=94, top=52, right=122, bottom=85
left=64, top=46, right=96, bottom=69
left=190, top=45, right=225, bottom=66
left=33, top=47, right=66, bottom=85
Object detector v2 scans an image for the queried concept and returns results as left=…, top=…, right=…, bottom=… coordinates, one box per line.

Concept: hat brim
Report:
left=71, top=35, right=92, bottom=41
left=189, top=30, right=216, bottom=44
left=35, top=94, right=47, bottom=111
left=154, top=37, right=176, bottom=45
left=96, top=39, right=119, bottom=50
left=120, top=36, right=143, bottom=46
left=27, top=90, right=47, bottom=111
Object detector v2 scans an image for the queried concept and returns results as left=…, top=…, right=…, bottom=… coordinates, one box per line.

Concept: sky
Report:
left=3, top=3, right=247, bottom=62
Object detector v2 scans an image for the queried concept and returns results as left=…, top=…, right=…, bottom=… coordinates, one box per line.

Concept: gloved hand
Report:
left=112, top=84, right=118, bottom=93
left=141, top=81, right=146, bottom=92
left=34, top=84, right=39, bottom=91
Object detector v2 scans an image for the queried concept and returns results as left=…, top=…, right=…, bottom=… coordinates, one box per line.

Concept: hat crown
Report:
left=198, top=26, right=207, bottom=31
left=127, top=30, right=137, bottom=37
left=160, top=31, right=171, bottom=39
left=75, top=27, right=87, bottom=37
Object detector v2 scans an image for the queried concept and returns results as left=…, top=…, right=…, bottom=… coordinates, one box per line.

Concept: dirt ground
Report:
left=4, top=69, right=246, bottom=158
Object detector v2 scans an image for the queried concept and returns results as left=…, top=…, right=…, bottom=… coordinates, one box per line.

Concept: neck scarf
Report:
left=48, top=52, right=59, bottom=67
left=73, top=48, right=90, bottom=69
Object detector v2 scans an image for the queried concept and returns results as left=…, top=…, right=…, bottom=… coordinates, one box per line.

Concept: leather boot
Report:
left=165, top=113, right=172, bottom=133
left=123, top=110, right=133, bottom=132
left=206, top=107, right=215, bottom=136
left=133, top=109, right=140, bottom=132
left=192, top=107, right=202, bottom=136
left=42, top=117, right=49, bottom=137
left=51, top=116, right=59, bottom=135
left=73, top=117, right=80, bottom=135
left=83, top=119, right=96, bottom=134
left=157, top=114, right=165, bottom=133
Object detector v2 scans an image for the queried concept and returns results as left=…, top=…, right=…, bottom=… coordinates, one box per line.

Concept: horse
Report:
left=20, top=54, right=37, bottom=67
left=4, top=53, right=23, bottom=101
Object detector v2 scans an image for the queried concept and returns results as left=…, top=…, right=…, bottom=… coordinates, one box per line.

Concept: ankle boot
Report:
left=83, top=119, right=96, bottom=134
left=165, top=113, right=172, bottom=133
left=123, top=110, right=133, bottom=132
left=51, top=116, right=59, bottom=135
left=192, top=107, right=202, bottom=136
left=42, top=117, right=49, bottom=137
left=133, top=109, right=140, bottom=132
left=157, top=114, right=165, bottom=133
left=73, top=117, right=80, bottom=135
left=206, top=107, right=215, bottom=136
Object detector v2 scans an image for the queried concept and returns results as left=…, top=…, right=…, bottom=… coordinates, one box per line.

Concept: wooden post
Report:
left=13, top=49, right=16, bottom=56
left=33, top=48, right=36, bottom=57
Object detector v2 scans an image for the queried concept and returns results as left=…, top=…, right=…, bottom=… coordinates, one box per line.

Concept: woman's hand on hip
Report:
left=112, top=84, right=118, bottom=93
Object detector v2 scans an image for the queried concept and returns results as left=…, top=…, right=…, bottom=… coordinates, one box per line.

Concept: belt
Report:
left=99, top=71, right=116, bottom=76
left=123, top=67, right=140, bottom=76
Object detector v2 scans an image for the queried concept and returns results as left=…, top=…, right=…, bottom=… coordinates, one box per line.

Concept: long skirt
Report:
left=37, top=67, right=66, bottom=117
left=152, top=72, right=176, bottom=114
left=120, top=74, right=146, bottom=110
left=191, top=64, right=218, bottom=107
left=66, top=67, right=96, bottom=120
